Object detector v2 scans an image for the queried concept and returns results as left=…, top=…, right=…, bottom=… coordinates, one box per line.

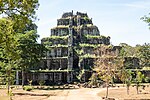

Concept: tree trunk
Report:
left=7, top=75, right=10, bottom=95
left=123, top=81, right=125, bottom=87
left=6, top=70, right=11, bottom=95
left=22, top=69, right=25, bottom=86
left=127, top=86, right=129, bottom=95
left=16, top=70, right=19, bottom=85
left=106, top=82, right=109, bottom=99
left=136, top=84, right=139, bottom=94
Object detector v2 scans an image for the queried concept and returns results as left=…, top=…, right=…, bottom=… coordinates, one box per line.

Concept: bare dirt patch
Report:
left=98, top=85, right=150, bottom=100
left=0, top=85, right=150, bottom=100
left=0, top=88, right=101, bottom=100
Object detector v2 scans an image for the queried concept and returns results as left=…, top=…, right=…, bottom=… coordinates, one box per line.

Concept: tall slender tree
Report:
left=0, top=18, right=19, bottom=94
left=133, top=70, right=146, bottom=94
left=94, top=45, right=123, bottom=99
left=119, top=68, right=133, bottom=95
left=0, top=0, right=39, bottom=94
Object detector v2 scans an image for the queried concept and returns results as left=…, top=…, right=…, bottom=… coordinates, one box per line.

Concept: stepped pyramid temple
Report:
left=32, top=11, right=112, bottom=85
left=26, top=11, right=139, bottom=85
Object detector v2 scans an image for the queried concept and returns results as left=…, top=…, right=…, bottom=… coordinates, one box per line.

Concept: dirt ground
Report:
left=0, top=85, right=150, bottom=100
left=98, top=85, right=150, bottom=100
left=0, top=88, right=102, bottom=100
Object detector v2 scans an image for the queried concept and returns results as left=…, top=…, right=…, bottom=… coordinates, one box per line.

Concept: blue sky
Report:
left=36, top=0, right=150, bottom=46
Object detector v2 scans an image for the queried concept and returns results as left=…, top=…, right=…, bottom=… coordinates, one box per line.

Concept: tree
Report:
left=119, top=43, right=137, bottom=57
left=119, top=68, right=133, bottom=95
left=141, top=13, right=150, bottom=68
left=88, top=72, right=100, bottom=87
left=94, top=45, right=123, bottom=99
left=17, top=30, right=43, bottom=86
left=0, top=0, right=39, bottom=32
left=137, top=43, right=150, bottom=68
left=0, top=18, right=19, bottom=94
left=0, top=0, right=39, bottom=95
left=133, top=70, right=145, bottom=94
left=141, top=13, right=150, bottom=29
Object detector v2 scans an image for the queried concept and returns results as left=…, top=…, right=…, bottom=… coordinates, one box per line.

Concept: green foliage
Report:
left=75, top=49, right=84, bottom=55
left=0, top=72, right=5, bottom=85
left=17, top=31, right=45, bottom=85
left=88, top=73, right=101, bottom=87
left=95, top=57, right=123, bottom=82
left=123, top=57, right=140, bottom=69
left=17, top=30, right=41, bottom=69
left=0, top=18, right=19, bottom=60
left=85, top=34, right=108, bottom=39
left=145, top=77, right=150, bottom=83
left=142, top=67, right=150, bottom=70
left=119, top=43, right=150, bottom=69
left=119, top=68, right=133, bottom=94
left=30, top=69, right=71, bottom=73
left=49, top=35, right=68, bottom=39
left=23, top=86, right=33, bottom=91
left=119, top=68, right=133, bottom=84
left=0, top=0, right=39, bottom=17
left=132, top=70, right=146, bottom=94
left=83, top=16, right=89, bottom=20
left=0, top=18, right=19, bottom=94
left=48, top=44, right=68, bottom=48
left=55, top=25, right=69, bottom=28
left=43, top=41, right=52, bottom=45
left=119, top=43, right=137, bottom=57
left=76, top=69, right=85, bottom=82
left=0, top=0, right=39, bottom=94
left=141, top=13, right=150, bottom=29
left=0, top=0, right=39, bottom=32
left=81, top=54, right=97, bottom=58
left=94, top=46, right=124, bottom=98
left=137, top=43, right=150, bottom=68
left=133, top=71, right=145, bottom=84
left=79, top=43, right=101, bottom=48
left=42, top=35, right=68, bottom=41
left=27, top=79, right=32, bottom=86
left=39, top=80, right=45, bottom=86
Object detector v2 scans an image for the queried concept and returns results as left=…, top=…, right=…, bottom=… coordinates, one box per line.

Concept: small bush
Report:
left=27, top=80, right=32, bottom=86
left=39, top=80, right=45, bottom=86
left=145, top=77, right=150, bottom=83
left=23, top=86, right=33, bottom=91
